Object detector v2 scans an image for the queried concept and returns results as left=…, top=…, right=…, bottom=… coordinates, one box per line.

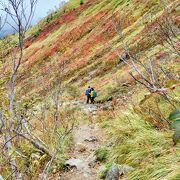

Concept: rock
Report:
left=119, top=165, right=134, bottom=175
left=105, top=165, right=119, bottom=180
left=101, top=102, right=113, bottom=111
left=119, top=52, right=130, bottom=62
left=65, top=158, right=83, bottom=167
left=87, top=153, right=97, bottom=167
left=97, top=165, right=108, bottom=179
left=88, top=157, right=97, bottom=168
left=65, top=158, right=92, bottom=177
left=88, top=124, right=95, bottom=129
left=76, top=143, right=86, bottom=152
left=0, top=175, right=4, bottom=180
left=84, top=136, right=98, bottom=142
left=106, top=137, right=117, bottom=147
left=105, top=164, right=134, bottom=180
left=92, top=111, right=97, bottom=115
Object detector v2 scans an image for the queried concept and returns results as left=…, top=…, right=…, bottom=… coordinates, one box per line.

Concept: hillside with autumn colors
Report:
left=5, top=0, right=179, bottom=100
left=0, top=0, right=180, bottom=179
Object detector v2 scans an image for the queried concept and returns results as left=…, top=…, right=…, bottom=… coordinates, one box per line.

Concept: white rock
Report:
left=0, top=175, right=4, bottom=180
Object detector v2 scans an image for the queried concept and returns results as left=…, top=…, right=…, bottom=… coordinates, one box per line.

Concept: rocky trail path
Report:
left=59, top=102, right=107, bottom=180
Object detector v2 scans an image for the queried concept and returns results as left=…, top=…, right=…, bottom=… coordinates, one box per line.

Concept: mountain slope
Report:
left=11, top=0, right=178, bottom=100
left=0, top=0, right=180, bottom=179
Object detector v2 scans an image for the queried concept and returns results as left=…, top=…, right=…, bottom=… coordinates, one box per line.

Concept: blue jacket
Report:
left=85, top=88, right=91, bottom=96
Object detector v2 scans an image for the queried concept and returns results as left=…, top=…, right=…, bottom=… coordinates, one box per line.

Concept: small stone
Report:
left=87, top=154, right=97, bottom=167
left=65, top=158, right=92, bottom=176
left=92, top=111, right=97, bottom=115
left=106, top=137, right=117, bottom=147
left=119, top=165, right=134, bottom=175
left=84, top=136, right=98, bottom=142
left=88, top=124, right=95, bottom=129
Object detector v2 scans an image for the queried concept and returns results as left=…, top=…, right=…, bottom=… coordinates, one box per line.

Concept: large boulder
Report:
left=105, top=165, right=119, bottom=180
left=105, top=164, right=134, bottom=180
left=64, top=158, right=83, bottom=168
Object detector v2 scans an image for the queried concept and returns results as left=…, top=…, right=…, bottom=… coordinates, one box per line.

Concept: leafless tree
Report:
left=0, top=12, right=7, bottom=31
left=40, top=122, right=74, bottom=180
left=0, top=0, right=37, bottom=179
left=110, top=15, right=163, bottom=93
left=158, top=0, right=180, bottom=56
left=40, top=58, right=73, bottom=179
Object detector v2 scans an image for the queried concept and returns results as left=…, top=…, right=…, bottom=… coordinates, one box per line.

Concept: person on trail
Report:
left=90, top=87, right=97, bottom=104
left=85, top=86, right=91, bottom=104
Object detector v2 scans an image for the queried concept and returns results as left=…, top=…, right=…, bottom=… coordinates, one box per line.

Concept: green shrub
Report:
left=80, top=0, right=84, bottom=5
left=169, top=173, right=180, bottom=180
left=58, top=159, right=66, bottom=169
left=34, top=30, right=39, bottom=37
left=95, top=147, right=109, bottom=162
left=169, top=109, right=180, bottom=144
left=98, top=163, right=112, bottom=179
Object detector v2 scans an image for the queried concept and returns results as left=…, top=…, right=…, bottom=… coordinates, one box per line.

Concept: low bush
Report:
left=80, top=0, right=84, bottom=5
left=95, top=146, right=109, bottom=162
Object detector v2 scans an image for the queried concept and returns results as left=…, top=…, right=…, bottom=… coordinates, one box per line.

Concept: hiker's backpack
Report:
left=94, top=90, right=97, bottom=98
left=86, top=88, right=91, bottom=95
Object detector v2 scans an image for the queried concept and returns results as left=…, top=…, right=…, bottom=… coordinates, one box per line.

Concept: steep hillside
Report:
left=6, top=0, right=179, bottom=100
left=0, top=0, right=180, bottom=179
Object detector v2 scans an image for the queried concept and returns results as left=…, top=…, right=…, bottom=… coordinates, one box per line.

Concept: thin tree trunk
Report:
left=14, top=130, right=52, bottom=157
left=4, top=131, right=22, bottom=180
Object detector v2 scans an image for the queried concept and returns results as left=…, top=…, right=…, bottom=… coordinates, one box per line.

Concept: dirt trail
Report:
left=60, top=103, right=106, bottom=180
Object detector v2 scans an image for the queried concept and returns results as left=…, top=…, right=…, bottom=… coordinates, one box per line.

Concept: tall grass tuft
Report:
left=104, top=110, right=180, bottom=179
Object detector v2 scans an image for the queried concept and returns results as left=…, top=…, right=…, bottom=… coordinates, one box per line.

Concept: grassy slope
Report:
left=0, top=0, right=180, bottom=179
left=16, top=0, right=179, bottom=99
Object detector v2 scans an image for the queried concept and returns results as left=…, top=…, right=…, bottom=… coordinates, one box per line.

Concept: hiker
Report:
left=85, top=86, right=91, bottom=104
left=90, top=87, right=97, bottom=104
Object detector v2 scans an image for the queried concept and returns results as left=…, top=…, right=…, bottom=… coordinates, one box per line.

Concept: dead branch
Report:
left=0, top=0, right=37, bottom=178
left=41, top=123, right=74, bottom=180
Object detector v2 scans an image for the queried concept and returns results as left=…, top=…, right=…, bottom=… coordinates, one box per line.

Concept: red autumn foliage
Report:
left=14, top=0, right=179, bottom=97
left=34, top=0, right=98, bottom=42
left=155, top=51, right=169, bottom=60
